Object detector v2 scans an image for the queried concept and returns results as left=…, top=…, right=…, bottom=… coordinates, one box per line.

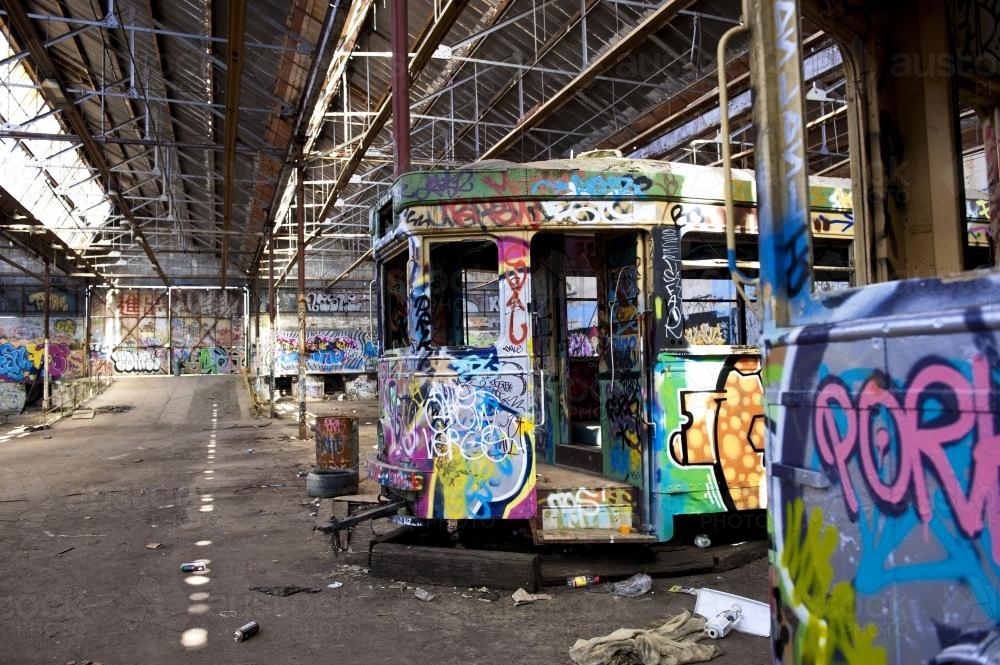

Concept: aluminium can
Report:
left=233, top=621, right=259, bottom=642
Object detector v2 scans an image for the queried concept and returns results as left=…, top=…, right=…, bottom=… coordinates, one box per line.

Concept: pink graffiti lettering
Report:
left=815, top=356, right=1000, bottom=563
left=501, top=239, right=529, bottom=345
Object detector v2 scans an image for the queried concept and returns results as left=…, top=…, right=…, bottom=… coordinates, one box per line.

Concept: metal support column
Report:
left=296, top=138, right=308, bottom=439
left=268, top=223, right=276, bottom=419
left=42, top=257, right=50, bottom=409
left=391, top=0, right=410, bottom=176
left=84, top=285, right=92, bottom=378
left=748, top=0, right=812, bottom=329
left=167, top=286, right=173, bottom=373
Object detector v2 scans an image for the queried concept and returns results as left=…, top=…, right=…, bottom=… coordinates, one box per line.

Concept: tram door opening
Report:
left=530, top=230, right=646, bottom=481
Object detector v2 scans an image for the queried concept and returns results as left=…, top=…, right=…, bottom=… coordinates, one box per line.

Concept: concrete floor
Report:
left=0, top=375, right=771, bottom=664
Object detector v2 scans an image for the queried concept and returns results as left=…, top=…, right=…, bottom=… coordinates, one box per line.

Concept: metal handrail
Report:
left=717, top=4, right=757, bottom=311
left=41, top=370, right=115, bottom=425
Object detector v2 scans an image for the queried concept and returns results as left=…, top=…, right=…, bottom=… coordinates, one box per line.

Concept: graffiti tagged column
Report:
left=296, top=137, right=308, bottom=440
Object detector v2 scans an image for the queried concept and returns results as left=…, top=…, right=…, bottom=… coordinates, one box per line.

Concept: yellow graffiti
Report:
left=25, top=342, right=45, bottom=368
left=684, top=322, right=726, bottom=345
left=716, top=358, right=765, bottom=509
left=429, top=454, right=497, bottom=518
left=670, top=358, right=765, bottom=509
left=776, top=499, right=886, bottom=665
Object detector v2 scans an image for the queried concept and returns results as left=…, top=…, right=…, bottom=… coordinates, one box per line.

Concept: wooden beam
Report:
left=369, top=542, right=541, bottom=592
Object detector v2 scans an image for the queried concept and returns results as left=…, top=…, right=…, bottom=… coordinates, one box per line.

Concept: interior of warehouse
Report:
left=0, top=0, right=993, bottom=416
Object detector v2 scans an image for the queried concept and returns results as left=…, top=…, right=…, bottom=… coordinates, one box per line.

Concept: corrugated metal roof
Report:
left=0, top=0, right=847, bottom=288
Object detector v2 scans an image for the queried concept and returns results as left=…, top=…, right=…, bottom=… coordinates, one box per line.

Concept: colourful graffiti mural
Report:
left=0, top=318, right=86, bottom=382
left=270, top=330, right=377, bottom=374
left=650, top=352, right=766, bottom=541
left=88, top=288, right=246, bottom=375
left=772, top=499, right=887, bottom=664
left=376, top=352, right=536, bottom=520
left=768, top=275, right=1000, bottom=662
left=371, top=159, right=826, bottom=536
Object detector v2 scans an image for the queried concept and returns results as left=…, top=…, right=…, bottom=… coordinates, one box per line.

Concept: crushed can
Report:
left=179, top=562, right=206, bottom=573
left=233, top=621, right=259, bottom=642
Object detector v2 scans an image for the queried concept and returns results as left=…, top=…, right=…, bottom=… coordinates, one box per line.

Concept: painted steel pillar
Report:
left=268, top=223, right=276, bottom=419
left=167, top=286, right=174, bottom=374
left=391, top=0, right=410, bottom=176
left=84, top=285, right=92, bottom=378
left=982, top=110, right=1000, bottom=268
left=42, top=257, right=50, bottom=409
left=296, top=138, right=308, bottom=439
left=748, top=0, right=812, bottom=330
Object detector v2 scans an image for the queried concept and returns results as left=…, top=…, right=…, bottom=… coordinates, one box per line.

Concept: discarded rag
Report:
left=568, top=610, right=721, bottom=665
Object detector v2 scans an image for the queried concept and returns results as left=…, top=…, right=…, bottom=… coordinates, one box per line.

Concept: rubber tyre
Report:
left=305, top=469, right=359, bottom=498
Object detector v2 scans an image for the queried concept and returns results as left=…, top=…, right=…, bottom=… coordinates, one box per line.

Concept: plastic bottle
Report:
left=566, top=575, right=601, bottom=588
left=606, top=573, right=653, bottom=597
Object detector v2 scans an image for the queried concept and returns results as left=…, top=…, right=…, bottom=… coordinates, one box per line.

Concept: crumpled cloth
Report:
left=569, top=610, right=721, bottom=665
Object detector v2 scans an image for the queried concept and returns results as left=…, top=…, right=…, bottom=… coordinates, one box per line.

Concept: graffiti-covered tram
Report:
left=364, top=155, right=854, bottom=544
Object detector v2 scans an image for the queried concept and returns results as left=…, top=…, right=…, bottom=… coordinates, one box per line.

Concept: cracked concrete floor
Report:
left=0, top=375, right=770, bottom=665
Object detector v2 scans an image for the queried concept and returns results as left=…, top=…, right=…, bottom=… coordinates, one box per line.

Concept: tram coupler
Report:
left=315, top=498, right=408, bottom=550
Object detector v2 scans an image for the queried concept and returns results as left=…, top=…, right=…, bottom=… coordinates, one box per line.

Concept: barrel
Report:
left=311, top=416, right=360, bottom=497
left=315, top=416, right=359, bottom=472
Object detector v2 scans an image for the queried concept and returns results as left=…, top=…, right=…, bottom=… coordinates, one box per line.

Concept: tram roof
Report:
left=390, top=157, right=854, bottom=213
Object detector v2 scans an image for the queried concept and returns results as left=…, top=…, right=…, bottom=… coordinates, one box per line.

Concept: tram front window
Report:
left=428, top=239, right=500, bottom=347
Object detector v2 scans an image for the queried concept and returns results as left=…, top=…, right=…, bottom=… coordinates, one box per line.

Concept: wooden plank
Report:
left=533, top=527, right=655, bottom=544
left=536, top=463, right=635, bottom=490
left=369, top=542, right=540, bottom=592
left=710, top=540, right=769, bottom=573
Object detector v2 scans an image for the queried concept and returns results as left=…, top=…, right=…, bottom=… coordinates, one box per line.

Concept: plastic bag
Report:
left=606, top=573, right=653, bottom=597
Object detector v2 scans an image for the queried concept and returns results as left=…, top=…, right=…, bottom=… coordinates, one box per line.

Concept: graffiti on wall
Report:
left=0, top=382, right=25, bottom=413
left=540, top=486, right=635, bottom=530
left=769, top=276, right=1000, bottom=663
left=88, top=288, right=245, bottom=375
left=345, top=373, right=377, bottom=399
left=271, top=331, right=377, bottom=374
left=27, top=291, right=75, bottom=312
left=111, top=348, right=163, bottom=373
left=0, top=317, right=85, bottom=382
left=378, top=350, right=535, bottom=521
left=196, top=346, right=240, bottom=374
left=264, top=290, right=372, bottom=313
left=649, top=353, right=765, bottom=540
